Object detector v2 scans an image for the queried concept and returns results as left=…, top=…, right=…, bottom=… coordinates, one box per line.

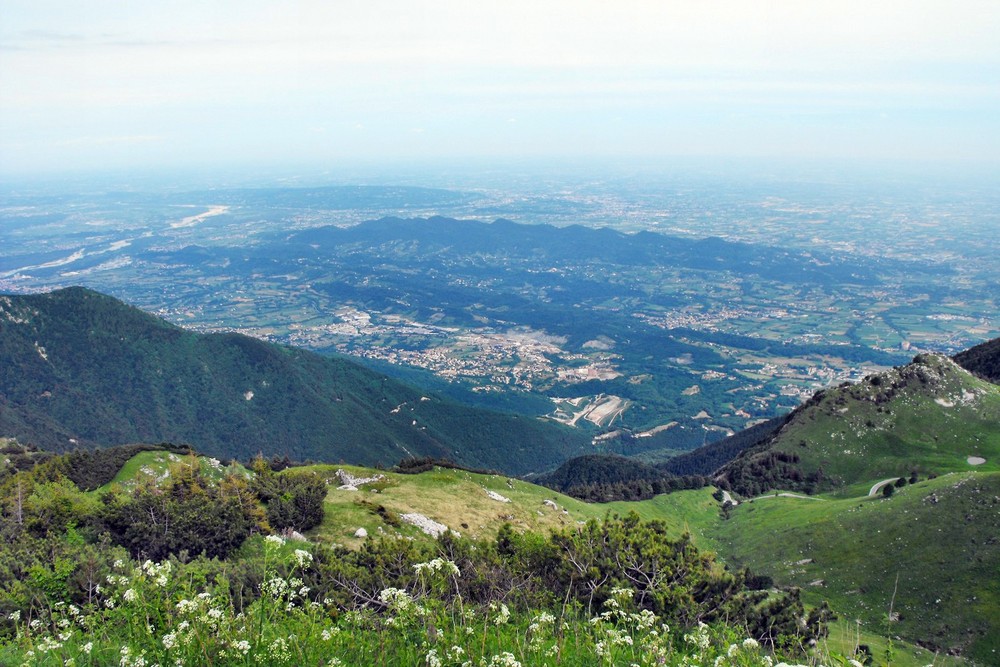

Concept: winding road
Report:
left=868, top=478, right=899, bottom=497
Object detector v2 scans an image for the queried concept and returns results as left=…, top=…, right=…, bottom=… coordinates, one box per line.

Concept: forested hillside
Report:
left=0, top=288, right=588, bottom=474
left=954, top=335, right=1000, bottom=384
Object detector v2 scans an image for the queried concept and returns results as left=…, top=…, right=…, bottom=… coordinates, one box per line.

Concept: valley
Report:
left=2, top=176, right=997, bottom=457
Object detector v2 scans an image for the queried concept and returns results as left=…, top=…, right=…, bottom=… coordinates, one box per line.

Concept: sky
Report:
left=1, top=0, right=999, bottom=177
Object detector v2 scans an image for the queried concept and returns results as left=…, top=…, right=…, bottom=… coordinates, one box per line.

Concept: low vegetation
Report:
left=0, top=445, right=856, bottom=666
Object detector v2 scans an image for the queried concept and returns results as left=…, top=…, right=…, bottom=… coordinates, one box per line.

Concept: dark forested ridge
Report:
left=0, top=288, right=588, bottom=474
left=535, top=453, right=709, bottom=502
left=659, top=415, right=789, bottom=477
left=954, top=335, right=1000, bottom=384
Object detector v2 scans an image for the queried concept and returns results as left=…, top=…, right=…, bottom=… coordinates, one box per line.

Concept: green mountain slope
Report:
left=709, top=473, right=1000, bottom=664
left=716, top=353, right=1000, bottom=496
left=0, top=288, right=588, bottom=474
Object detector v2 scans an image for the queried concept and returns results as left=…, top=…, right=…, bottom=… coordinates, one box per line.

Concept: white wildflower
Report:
left=176, top=599, right=198, bottom=614
left=490, top=601, right=510, bottom=625
left=379, top=587, right=413, bottom=613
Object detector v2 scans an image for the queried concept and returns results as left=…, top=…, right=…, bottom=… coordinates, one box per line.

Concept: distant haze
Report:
left=1, top=1, right=999, bottom=177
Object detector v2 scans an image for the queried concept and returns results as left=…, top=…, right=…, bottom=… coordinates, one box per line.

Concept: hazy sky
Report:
left=2, top=1, right=999, bottom=176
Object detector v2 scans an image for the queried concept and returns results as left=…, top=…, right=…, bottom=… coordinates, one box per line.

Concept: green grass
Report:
left=822, top=618, right=967, bottom=667
left=102, top=453, right=988, bottom=664
left=709, top=472, right=1000, bottom=664
left=99, top=450, right=245, bottom=493
left=296, top=463, right=722, bottom=550
left=768, top=356, right=1000, bottom=494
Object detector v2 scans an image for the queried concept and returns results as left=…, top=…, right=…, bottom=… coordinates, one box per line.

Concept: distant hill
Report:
left=0, top=288, right=588, bottom=474
left=954, top=335, right=1000, bottom=384
left=287, top=216, right=891, bottom=287
left=714, top=353, right=1000, bottom=496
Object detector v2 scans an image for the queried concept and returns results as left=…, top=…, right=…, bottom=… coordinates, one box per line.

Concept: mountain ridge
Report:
left=0, top=287, right=588, bottom=474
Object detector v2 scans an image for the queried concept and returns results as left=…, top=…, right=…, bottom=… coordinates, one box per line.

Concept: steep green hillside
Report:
left=717, top=354, right=1000, bottom=496
left=709, top=473, right=1000, bottom=664
left=0, top=288, right=588, bottom=474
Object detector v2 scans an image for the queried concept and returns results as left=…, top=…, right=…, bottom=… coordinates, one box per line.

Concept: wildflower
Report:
left=848, top=661, right=864, bottom=667
left=114, top=559, right=124, bottom=569
left=29, top=619, right=43, bottom=630
left=742, top=638, right=760, bottom=650
left=265, top=534, right=285, bottom=547
left=36, top=636, right=64, bottom=652
left=684, top=622, right=711, bottom=651
left=162, top=632, right=178, bottom=650
left=123, top=589, right=138, bottom=603
left=176, top=599, right=198, bottom=614
left=414, top=557, right=461, bottom=576
left=487, top=653, right=521, bottom=667
left=634, top=609, right=657, bottom=630
left=267, top=637, right=290, bottom=661
left=426, top=648, right=442, bottom=667
left=378, top=588, right=413, bottom=613
left=207, top=608, right=224, bottom=620
left=293, top=549, right=313, bottom=567
left=6, top=610, right=19, bottom=622
left=490, top=601, right=510, bottom=625
left=82, top=642, right=93, bottom=654
left=262, top=577, right=289, bottom=599
left=232, top=640, right=251, bottom=655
